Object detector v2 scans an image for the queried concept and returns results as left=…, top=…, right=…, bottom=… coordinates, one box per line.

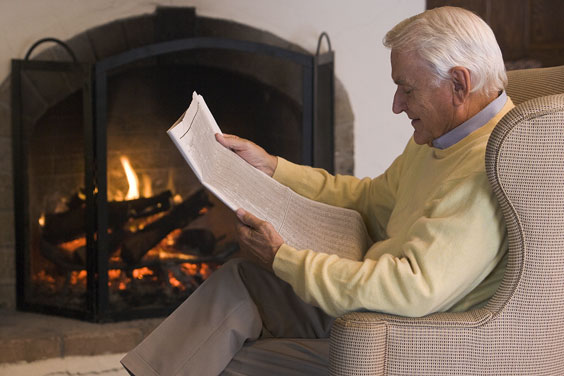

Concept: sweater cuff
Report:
left=273, top=243, right=304, bottom=283
left=272, top=157, right=297, bottom=185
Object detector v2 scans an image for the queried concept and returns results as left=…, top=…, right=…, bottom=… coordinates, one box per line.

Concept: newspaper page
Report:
left=167, top=92, right=371, bottom=260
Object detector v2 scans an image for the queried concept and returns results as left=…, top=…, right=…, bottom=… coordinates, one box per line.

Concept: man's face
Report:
left=391, top=49, right=457, bottom=145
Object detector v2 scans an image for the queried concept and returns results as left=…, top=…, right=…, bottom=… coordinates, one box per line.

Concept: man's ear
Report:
left=450, top=66, right=471, bottom=106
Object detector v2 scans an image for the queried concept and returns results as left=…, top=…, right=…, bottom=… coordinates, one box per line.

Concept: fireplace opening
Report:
left=12, top=11, right=335, bottom=322
left=26, top=60, right=305, bottom=317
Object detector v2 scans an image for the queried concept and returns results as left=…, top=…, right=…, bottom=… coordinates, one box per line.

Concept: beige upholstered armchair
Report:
left=328, top=65, right=564, bottom=375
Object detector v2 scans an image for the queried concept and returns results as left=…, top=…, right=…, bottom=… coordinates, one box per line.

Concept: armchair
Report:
left=329, top=65, right=564, bottom=375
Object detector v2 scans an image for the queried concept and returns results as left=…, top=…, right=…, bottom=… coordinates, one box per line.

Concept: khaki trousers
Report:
left=121, top=258, right=334, bottom=376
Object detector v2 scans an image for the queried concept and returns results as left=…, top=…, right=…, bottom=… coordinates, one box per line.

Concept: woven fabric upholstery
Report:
left=506, top=65, right=564, bottom=105
left=329, top=67, right=564, bottom=375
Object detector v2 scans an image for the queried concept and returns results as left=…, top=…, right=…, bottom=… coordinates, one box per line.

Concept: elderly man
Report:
left=122, top=6, right=513, bottom=376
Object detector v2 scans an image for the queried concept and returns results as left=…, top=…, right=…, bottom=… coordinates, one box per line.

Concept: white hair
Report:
left=383, top=6, right=507, bottom=96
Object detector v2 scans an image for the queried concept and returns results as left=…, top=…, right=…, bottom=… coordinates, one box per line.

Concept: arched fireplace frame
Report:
left=12, top=34, right=334, bottom=322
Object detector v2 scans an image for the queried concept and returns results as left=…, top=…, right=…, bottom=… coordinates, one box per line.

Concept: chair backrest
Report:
left=506, top=65, right=564, bottom=105
left=484, top=82, right=564, bottom=366
left=485, top=65, right=564, bottom=316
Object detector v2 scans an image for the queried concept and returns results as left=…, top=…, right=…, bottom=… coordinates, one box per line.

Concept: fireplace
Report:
left=11, top=7, right=335, bottom=322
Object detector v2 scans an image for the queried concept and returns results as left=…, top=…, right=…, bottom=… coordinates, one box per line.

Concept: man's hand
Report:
left=215, top=134, right=278, bottom=177
left=236, top=208, right=284, bottom=272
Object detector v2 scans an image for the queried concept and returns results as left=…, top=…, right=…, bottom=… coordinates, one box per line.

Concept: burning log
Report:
left=108, top=190, right=173, bottom=223
left=120, top=189, right=213, bottom=265
left=73, top=230, right=125, bottom=267
left=40, top=238, right=84, bottom=271
left=174, top=228, right=216, bottom=256
left=41, top=190, right=173, bottom=244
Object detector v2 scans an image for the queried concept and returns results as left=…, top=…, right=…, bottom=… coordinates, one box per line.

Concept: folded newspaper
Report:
left=167, top=92, right=371, bottom=260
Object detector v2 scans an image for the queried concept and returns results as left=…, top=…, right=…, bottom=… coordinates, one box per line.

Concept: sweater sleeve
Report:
left=272, top=172, right=507, bottom=317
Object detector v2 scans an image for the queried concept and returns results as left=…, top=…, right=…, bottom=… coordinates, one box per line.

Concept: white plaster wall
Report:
left=0, top=0, right=425, bottom=178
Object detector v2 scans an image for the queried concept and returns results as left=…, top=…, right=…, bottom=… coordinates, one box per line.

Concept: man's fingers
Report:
left=236, top=209, right=273, bottom=246
left=235, top=207, right=283, bottom=272
left=215, top=133, right=277, bottom=176
left=236, top=219, right=252, bottom=241
left=236, top=208, right=262, bottom=229
left=235, top=217, right=263, bottom=252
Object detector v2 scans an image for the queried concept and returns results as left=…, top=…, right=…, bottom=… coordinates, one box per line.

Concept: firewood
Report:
left=39, top=238, right=83, bottom=271
left=73, top=230, right=124, bottom=266
left=120, top=189, right=213, bottom=265
left=41, top=190, right=173, bottom=244
left=173, top=228, right=216, bottom=256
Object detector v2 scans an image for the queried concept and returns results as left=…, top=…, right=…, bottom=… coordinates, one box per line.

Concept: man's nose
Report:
left=392, top=89, right=405, bottom=114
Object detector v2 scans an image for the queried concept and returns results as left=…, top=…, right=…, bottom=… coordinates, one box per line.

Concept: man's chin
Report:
left=412, top=134, right=430, bottom=145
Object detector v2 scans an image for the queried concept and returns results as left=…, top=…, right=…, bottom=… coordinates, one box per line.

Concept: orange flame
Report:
left=59, top=237, right=86, bottom=252
left=108, top=269, right=129, bottom=290
left=181, top=263, right=198, bottom=275
left=120, top=156, right=139, bottom=200
left=168, top=271, right=184, bottom=290
left=108, top=269, right=121, bottom=279
left=142, top=174, right=153, bottom=199
left=70, top=270, right=87, bottom=285
left=133, top=267, right=154, bottom=280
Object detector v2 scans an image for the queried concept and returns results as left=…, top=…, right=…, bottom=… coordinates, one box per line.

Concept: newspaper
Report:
left=167, top=92, right=371, bottom=260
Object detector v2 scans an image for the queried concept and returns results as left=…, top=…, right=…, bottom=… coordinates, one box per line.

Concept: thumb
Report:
left=216, top=133, right=244, bottom=151
left=236, top=208, right=260, bottom=228
left=215, top=133, right=229, bottom=148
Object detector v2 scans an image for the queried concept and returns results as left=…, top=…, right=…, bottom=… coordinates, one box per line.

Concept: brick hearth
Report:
left=0, top=309, right=163, bottom=364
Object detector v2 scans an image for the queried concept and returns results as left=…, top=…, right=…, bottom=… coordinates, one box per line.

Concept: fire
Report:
left=108, top=269, right=121, bottom=279
left=32, top=153, right=224, bottom=306
left=133, top=267, right=154, bottom=280
left=142, top=174, right=153, bottom=198
left=108, top=269, right=129, bottom=290
left=168, top=271, right=183, bottom=289
left=118, top=155, right=154, bottom=201
left=120, top=156, right=140, bottom=200
left=181, top=263, right=198, bottom=275
left=180, top=263, right=213, bottom=280
left=70, top=270, right=87, bottom=285
left=59, top=237, right=86, bottom=252
left=34, top=270, right=56, bottom=284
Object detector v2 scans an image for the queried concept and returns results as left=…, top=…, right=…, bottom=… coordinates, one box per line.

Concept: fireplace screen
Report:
left=12, top=36, right=334, bottom=322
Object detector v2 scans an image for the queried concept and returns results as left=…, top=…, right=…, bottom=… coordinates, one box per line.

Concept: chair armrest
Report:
left=328, top=309, right=492, bottom=376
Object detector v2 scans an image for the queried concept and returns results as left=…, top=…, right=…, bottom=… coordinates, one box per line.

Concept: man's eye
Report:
left=404, top=88, right=412, bottom=95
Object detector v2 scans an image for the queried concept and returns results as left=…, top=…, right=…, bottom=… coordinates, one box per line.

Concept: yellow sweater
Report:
left=272, top=99, right=514, bottom=318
